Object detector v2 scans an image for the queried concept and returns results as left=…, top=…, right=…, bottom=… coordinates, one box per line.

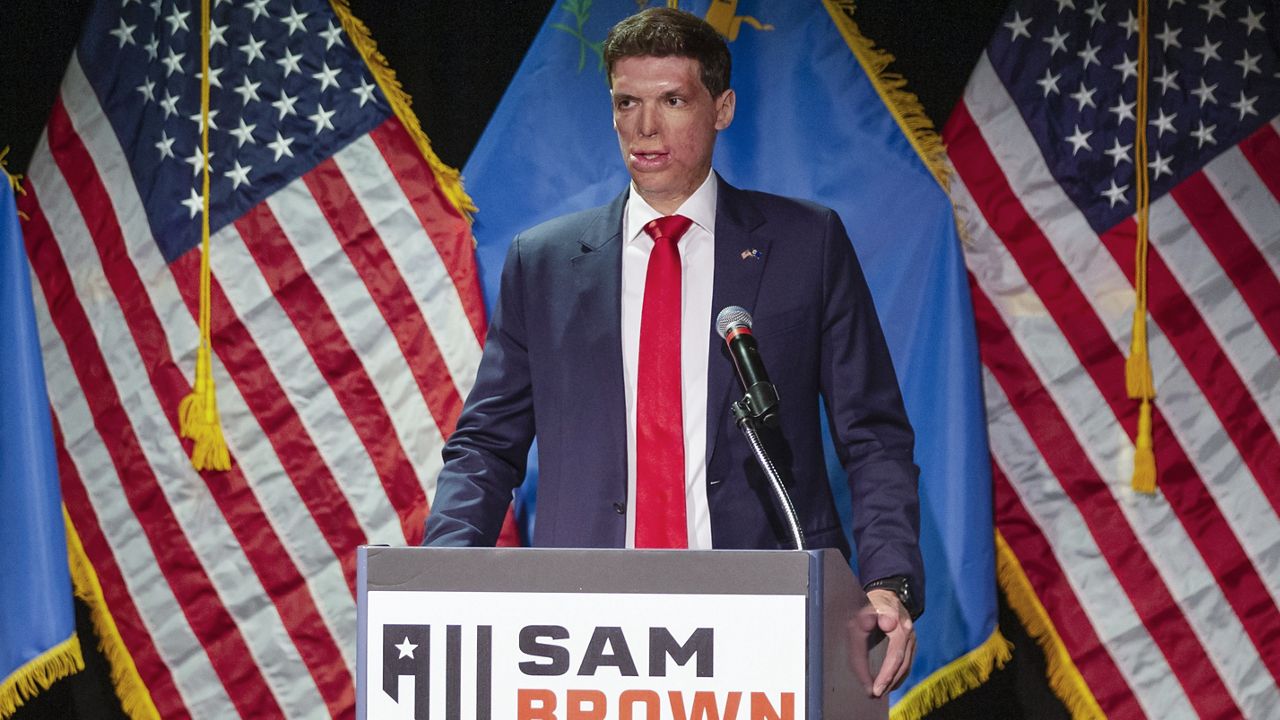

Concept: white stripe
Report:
left=264, top=181, right=446, bottom=483
left=961, top=54, right=1280, bottom=612
left=1202, top=145, right=1280, bottom=331
left=1150, top=193, right=1280, bottom=441
left=208, top=220, right=405, bottom=543
left=954, top=149, right=1279, bottom=716
left=333, top=134, right=482, bottom=403
left=36, top=68, right=326, bottom=717
left=27, top=159, right=236, bottom=720
left=32, top=299, right=240, bottom=720
left=981, top=365, right=1193, bottom=720
left=60, top=57, right=360, bottom=675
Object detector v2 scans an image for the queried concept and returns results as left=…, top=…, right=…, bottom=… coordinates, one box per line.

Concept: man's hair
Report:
left=603, top=8, right=731, bottom=97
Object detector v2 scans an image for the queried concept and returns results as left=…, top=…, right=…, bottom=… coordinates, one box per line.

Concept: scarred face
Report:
left=611, top=55, right=735, bottom=215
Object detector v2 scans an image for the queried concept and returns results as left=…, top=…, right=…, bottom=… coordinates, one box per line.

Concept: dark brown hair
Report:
left=602, top=8, right=731, bottom=97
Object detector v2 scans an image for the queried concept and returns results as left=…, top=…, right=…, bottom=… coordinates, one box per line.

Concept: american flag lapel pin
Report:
left=740, top=248, right=762, bottom=260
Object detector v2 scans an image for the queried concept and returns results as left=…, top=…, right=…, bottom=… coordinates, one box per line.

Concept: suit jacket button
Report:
left=612, top=502, right=625, bottom=515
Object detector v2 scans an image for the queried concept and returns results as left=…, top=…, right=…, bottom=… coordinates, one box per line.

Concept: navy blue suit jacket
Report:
left=424, top=176, right=923, bottom=604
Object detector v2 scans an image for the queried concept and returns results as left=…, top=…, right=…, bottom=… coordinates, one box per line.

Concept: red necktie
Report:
left=636, top=214, right=693, bottom=549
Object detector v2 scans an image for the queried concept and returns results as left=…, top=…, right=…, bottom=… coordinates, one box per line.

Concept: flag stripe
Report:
left=51, top=419, right=194, bottom=719
left=43, top=96, right=353, bottom=717
left=203, top=222, right=406, bottom=542
left=969, top=280, right=1242, bottom=718
left=171, top=252, right=367, bottom=593
left=232, top=201, right=428, bottom=541
left=368, top=119, right=487, bottom=346
left=20, top=183, right=284, bottom=718
left=336, top=132, right=483, bottom=404
left=1172, top=175, right=1280, bottom=358
left=264, top=177, right=445, bottom=481
left=1237, top=121, right=1280, bottom=213
left=1101, top=214, right=1280, bottom=504
left=953, top=125, right=1280, bottom=715
left=302, top=156, right=464, bottom=440
left=1204, top=144, right=1280, bottom=315
left=989, top=462, right=1150, bottom=719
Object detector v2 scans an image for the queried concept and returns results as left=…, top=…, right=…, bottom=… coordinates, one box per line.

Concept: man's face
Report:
left=611, top=55, right=735, bottom=215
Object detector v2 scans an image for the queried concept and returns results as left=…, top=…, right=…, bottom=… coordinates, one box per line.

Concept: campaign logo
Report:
left=379, top=623, right=794, bottom=719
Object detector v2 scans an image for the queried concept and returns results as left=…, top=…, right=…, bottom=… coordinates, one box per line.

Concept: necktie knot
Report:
left=644, top=215, right=693, bottom=245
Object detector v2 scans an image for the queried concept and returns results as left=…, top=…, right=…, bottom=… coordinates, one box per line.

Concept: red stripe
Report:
left=232, top=201, right=428, bottom=542
left=169, top=249, right=365, bottom=591
left=51, top=419, right=191, bottom=720
left=369, top=119, right=487, bottom=344
left=43, top=102, right=354, bottom=716
left=1100, top=216, right=1280, bottom=506
left=969, top=283, right=1241, bottom=718
left=301, top=157, right=465, bottom=438
left=952, top=100, right=1280, bottom=683
left=19, top=184, right=285, bottom=719
left=1238, top=122, right=1280, bottom=206
left=992, top=462, right=1143, bottom=719
left=1172, top=174, right=1280, bottom=357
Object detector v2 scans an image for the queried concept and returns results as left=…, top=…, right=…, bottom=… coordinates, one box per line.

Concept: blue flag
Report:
left=0, top=172, right=81, bottom=714
left=463, top=2, right=1002, bottom=713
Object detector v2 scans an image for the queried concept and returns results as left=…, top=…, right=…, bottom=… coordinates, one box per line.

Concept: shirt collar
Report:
left=624, top=170, right=718, bottom=245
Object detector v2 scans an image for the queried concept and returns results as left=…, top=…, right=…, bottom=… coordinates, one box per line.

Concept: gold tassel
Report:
left=177, top=0, right=230, bottom=471
left=1127, top=0, right=1157, bottom=493
left=1132, top=399, right=1157, bottom=494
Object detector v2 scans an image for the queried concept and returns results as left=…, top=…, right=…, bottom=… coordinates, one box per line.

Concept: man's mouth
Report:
left=631, top=150, right=669, bottom=167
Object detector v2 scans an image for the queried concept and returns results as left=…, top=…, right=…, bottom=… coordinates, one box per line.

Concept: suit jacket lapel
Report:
left=570, top=190, right=629, bottom=489
left=705, top=176, right=769, bottom=470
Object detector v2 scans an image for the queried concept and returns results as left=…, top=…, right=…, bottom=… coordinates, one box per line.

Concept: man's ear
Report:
left=715, top=89, right=736, bottom=130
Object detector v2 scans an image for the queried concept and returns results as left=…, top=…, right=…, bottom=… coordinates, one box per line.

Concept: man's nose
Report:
left=638, top=105, right=660, bottom=137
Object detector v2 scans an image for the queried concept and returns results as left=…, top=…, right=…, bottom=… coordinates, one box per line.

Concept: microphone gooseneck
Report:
left=716, top=306, right=805, bottom=550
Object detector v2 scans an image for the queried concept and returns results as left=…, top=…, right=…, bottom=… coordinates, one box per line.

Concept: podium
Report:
left=357, top=547, right=888, bottom=719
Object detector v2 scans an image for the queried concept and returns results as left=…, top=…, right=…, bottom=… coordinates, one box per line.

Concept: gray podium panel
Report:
left=358, top=547, right=887, bottom=720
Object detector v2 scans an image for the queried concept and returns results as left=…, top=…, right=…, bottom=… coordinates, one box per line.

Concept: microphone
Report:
left=716, top=306, right=780, bottom=425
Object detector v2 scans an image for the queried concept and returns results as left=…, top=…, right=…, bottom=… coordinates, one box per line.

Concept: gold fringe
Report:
left=821, top=0, right=951, bottom=193
left=328, top=0, right=476, bottom=217
left=995, top=531, right=1106, bottom=719
left=889, top=627, right=1013, bottom=720
left=0, top=635, right=83, bottom=719
left=64, top=508, right=161, bottom=719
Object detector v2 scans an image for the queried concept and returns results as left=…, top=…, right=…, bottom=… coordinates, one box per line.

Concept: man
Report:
left=424, top=8, right=922, bottom=697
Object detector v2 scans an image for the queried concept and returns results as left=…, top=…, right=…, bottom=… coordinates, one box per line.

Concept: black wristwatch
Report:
left=864, top=575, right=921, bottom=620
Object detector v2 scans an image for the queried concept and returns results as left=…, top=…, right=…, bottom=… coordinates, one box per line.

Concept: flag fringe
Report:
left=888, top=627, right=1013, bottom=720
left=0, top=634, right=83, bottom=719
left=995, top=531, right=1106, bottom=719
left=328, top=0, right=477, bottom=217
left=64, top=508, right=161, bottom=720
left=822, top=0, right=950, bottom=193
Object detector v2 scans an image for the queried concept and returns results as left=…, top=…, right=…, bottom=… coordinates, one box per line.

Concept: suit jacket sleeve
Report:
left=422, top=234, right=535, bottom=546
left=818, top=209, right=924, bottom=612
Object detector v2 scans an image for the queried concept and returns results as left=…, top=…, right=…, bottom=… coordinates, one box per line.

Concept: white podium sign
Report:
left=367, top=590, right=806, bottom=719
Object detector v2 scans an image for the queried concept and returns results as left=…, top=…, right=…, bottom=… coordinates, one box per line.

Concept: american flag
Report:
left=945, top=0, right=1279, bottom=717
left=18, top=0, right=494, bottom=716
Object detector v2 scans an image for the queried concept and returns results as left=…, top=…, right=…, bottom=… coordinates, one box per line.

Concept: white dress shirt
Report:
left=621, top=171, right=717, bottom=549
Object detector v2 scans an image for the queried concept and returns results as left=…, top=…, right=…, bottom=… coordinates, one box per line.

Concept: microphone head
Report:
left=716, top=306, right=753, bottom=339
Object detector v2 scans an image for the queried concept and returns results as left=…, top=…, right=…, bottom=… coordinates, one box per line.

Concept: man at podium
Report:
left=424, top=7, right=922, bottom=698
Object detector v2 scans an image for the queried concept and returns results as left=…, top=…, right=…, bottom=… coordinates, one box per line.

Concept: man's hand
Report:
left=865, top=588, right=916, bottom=697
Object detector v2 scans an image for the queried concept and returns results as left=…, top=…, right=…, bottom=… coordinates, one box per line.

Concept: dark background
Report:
left=1, top=1, right=1069, bottom=718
